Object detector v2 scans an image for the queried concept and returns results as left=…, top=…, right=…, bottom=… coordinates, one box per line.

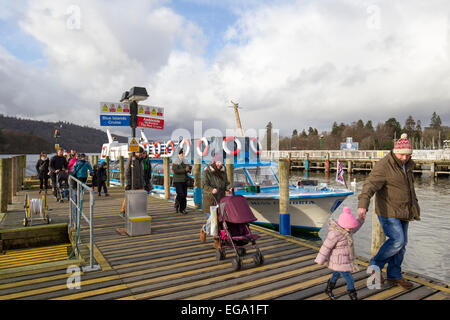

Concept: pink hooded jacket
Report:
left=314, top=218, right=364, bottom=273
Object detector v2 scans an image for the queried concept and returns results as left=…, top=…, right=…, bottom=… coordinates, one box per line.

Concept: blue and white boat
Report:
left=100, top=130, right=353, bottom=234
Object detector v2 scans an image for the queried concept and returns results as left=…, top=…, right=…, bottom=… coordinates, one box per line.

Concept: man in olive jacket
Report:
left=357, top=133, right=420, bottom=289
left=172, top=149, right=191, bottom=214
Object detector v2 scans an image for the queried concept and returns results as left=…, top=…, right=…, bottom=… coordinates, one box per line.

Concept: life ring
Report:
left=165, top=140, right=174, bottom=156
left=250, top=137, right=262, bottom=155
left=223, top=136, right=241, bottom=156
left=153, top=141, right=161, bottom=158
left=179, top=139, right=191, bottom=156
left=196, top=137, right=209, bottom=157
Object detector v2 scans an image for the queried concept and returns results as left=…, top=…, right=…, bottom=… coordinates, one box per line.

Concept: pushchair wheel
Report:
left=216, top=248, right=226, bottom=261
left=253, top=249, right=264, bottom=266
left=237, top=248, right=246, bottom=256
left=232, top=257, right=242, bottom=271
left=23, top=218, right=28, bottom=227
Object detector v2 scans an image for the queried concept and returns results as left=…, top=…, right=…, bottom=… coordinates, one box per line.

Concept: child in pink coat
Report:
left=315, top=206, right=365, bottom=300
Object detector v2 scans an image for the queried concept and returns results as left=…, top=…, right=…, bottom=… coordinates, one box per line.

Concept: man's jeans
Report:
left=370, top=216, right=409, bottom=281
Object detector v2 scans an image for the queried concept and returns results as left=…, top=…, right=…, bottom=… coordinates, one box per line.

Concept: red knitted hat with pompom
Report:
left=393, top=133, right=413, bottom=154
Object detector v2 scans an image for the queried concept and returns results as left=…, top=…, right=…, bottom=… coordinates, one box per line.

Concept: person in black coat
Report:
left=35, top=151, right=50, bottom=194
left=97, top=162, right=109, bottom=196
left=49, top=148, right=68, bottom=197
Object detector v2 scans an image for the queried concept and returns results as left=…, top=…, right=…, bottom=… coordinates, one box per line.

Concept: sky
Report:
left=0, top=0, right=449, bottom=141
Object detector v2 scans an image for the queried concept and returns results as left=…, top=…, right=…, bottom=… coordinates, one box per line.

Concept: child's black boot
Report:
left=347, top=289, right=358, bottom=300
left=325, top=280, right=337, bottom=300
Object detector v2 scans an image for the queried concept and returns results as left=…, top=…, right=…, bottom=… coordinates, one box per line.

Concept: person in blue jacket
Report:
left=72, top=153, right=94, bottom=184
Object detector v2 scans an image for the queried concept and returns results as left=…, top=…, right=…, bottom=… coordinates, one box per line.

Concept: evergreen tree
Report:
left=430, top=112, right=442, bottom=130
left=385, top=117, right=402, bottom=139
left=365, top=120, right=374, bottom=131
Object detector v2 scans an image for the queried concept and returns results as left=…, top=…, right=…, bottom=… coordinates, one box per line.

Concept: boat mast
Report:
left=230, top=100, right=244, bottom=137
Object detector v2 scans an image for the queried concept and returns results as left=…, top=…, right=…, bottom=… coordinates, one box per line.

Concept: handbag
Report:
left=206, top=205, right=219, bottom=236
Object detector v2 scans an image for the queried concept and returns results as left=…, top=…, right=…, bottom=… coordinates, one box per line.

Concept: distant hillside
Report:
left=0, top=114, right=127, bottom=154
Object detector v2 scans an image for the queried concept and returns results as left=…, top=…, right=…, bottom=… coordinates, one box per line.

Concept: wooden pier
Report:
left=261, top=150, right=450, bottom=177
left=0, top=188, right=448, bottom=300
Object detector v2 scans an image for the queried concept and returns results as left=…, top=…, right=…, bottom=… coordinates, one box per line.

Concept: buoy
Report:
left=153, top=142, right=161, bottom=158
left=179, top=139, right=191, bottom=156
left=165, top=140, right=174, bottom=156
left=249, top=137, right=262, bottom=155
left=196, top=137, right=209, bottom=157
left=223, top=136, right=241, bottom=156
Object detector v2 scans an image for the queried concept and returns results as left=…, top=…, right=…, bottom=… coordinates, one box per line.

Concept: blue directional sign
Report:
left=100, top=114, right=130, bottom=126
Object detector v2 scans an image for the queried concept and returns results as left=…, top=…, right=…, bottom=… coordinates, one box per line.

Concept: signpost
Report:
left=99, top=102, right=164, bottom=130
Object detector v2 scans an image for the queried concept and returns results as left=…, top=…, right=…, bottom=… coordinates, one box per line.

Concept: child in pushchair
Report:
left=215, top=194, right=264, bottom=271
left=56, top=171, right=70, bottom=202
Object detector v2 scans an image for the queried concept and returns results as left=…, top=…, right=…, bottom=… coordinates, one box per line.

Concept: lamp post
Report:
left=120, top=86, right=149, bottom=188
left=320, top=134, right=324, bottom=150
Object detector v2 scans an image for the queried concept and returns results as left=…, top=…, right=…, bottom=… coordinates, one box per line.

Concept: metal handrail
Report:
left=68, top=175, right=100, bottom=272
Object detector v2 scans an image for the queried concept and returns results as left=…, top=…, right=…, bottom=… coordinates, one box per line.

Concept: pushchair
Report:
left=56, top=171, right=70, bottom=202
left=215, top=194, right=264, bottom=271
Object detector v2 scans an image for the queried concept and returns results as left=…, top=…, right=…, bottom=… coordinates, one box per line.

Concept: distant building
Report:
left=340, top=137, right=359, bottom=150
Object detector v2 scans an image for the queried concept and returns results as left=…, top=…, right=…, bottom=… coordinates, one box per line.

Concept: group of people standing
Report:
left=35, top=148, right=109, bottom=197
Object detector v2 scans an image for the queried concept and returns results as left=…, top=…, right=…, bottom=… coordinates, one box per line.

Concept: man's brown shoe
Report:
left=388, top=278, right=413, bottom=290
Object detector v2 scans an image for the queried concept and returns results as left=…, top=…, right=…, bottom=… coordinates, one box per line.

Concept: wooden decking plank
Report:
left=364, top=284, right=416, bottom=300
left=424, top=292, right=450, bottom=300
left=165, top=260, right=319, bottom=300
left=286, top=270, right=369, bottom=300
left=119, top=253, right=319, bottom=300
left=393, top=285, right=438, bottom=300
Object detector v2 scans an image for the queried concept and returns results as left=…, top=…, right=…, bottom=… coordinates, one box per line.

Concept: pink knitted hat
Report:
left=393, top=133, right=413, bottom=155
left=337, top=207, right=359, bottom=229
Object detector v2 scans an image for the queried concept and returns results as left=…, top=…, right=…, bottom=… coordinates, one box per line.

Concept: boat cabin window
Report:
left=245, top=167, right=278, bottom=187
left=233, top=168, right=251, bottom=188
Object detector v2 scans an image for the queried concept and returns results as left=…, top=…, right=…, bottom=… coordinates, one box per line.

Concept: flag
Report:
left=336, top=160, right=347, bottom=187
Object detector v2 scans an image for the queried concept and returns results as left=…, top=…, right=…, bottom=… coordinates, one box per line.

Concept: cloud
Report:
left=0, top=0, right=449, bottom=141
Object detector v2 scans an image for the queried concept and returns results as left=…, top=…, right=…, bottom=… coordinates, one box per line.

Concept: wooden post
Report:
left=225, top=158, right=234, bottom=192
left=347, top=160, right=352, bottom=174
left=94, top=155, right=99, bottom=166
left=163, top=157, right=170, bottom=199
left=430, top=162, right=435, bottom=177
left=105, top=156, right=110, bottom=187
left=0, top=158, right=10, bottom=213
left=193, top=160, right=202, bottom=209
left=119, top=156, right=125, bottom=188
left=10, top=156, right=16, bottom=199
left=371, top=194, right=386, bottom=257
left=278, top=158, right=290, bottom=235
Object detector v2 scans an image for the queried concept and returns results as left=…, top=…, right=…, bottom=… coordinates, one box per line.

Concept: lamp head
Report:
left=120, top=91, right=130, bottom=103
left=128, top=86, right=149, bottom=102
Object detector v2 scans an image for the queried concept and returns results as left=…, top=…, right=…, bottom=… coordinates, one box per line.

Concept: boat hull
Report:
left=244, top=194, right=347, bottom=233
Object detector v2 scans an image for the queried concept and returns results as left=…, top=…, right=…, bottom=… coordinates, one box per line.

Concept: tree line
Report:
left=276, top=112, right=448, bottom=150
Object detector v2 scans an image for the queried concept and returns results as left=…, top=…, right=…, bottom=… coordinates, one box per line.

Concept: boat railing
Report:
left=261, top=149, right=450, bottom=161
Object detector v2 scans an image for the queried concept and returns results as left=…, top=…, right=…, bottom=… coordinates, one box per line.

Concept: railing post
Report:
left=278, top=158, right=290, bottom=235
left=0, top=158, right=10, bottom=213
left=163, top=157, right=170, bottom=199
left=119, top=156, right=125, bottom=187
left=371, top=194, right=385, bottom=257
left=105, top=156, right=110, bottom=187
left=193, top=159, right=202, bottom=209
left=225, top=159, right=234, bottom=193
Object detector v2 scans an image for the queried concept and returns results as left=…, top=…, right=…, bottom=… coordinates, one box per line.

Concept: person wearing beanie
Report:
left=357, top=133, right=420, bottom=290
left=315, top=207, right=365, bottom=300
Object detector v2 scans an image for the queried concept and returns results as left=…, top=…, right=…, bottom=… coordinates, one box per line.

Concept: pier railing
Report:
left=261, top=149, right=450, bottom=161
left=68, top=175, right=100, bottom=272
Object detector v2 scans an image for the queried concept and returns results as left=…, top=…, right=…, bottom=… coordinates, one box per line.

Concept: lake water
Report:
left=2, top=154, right=449, bottom=283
